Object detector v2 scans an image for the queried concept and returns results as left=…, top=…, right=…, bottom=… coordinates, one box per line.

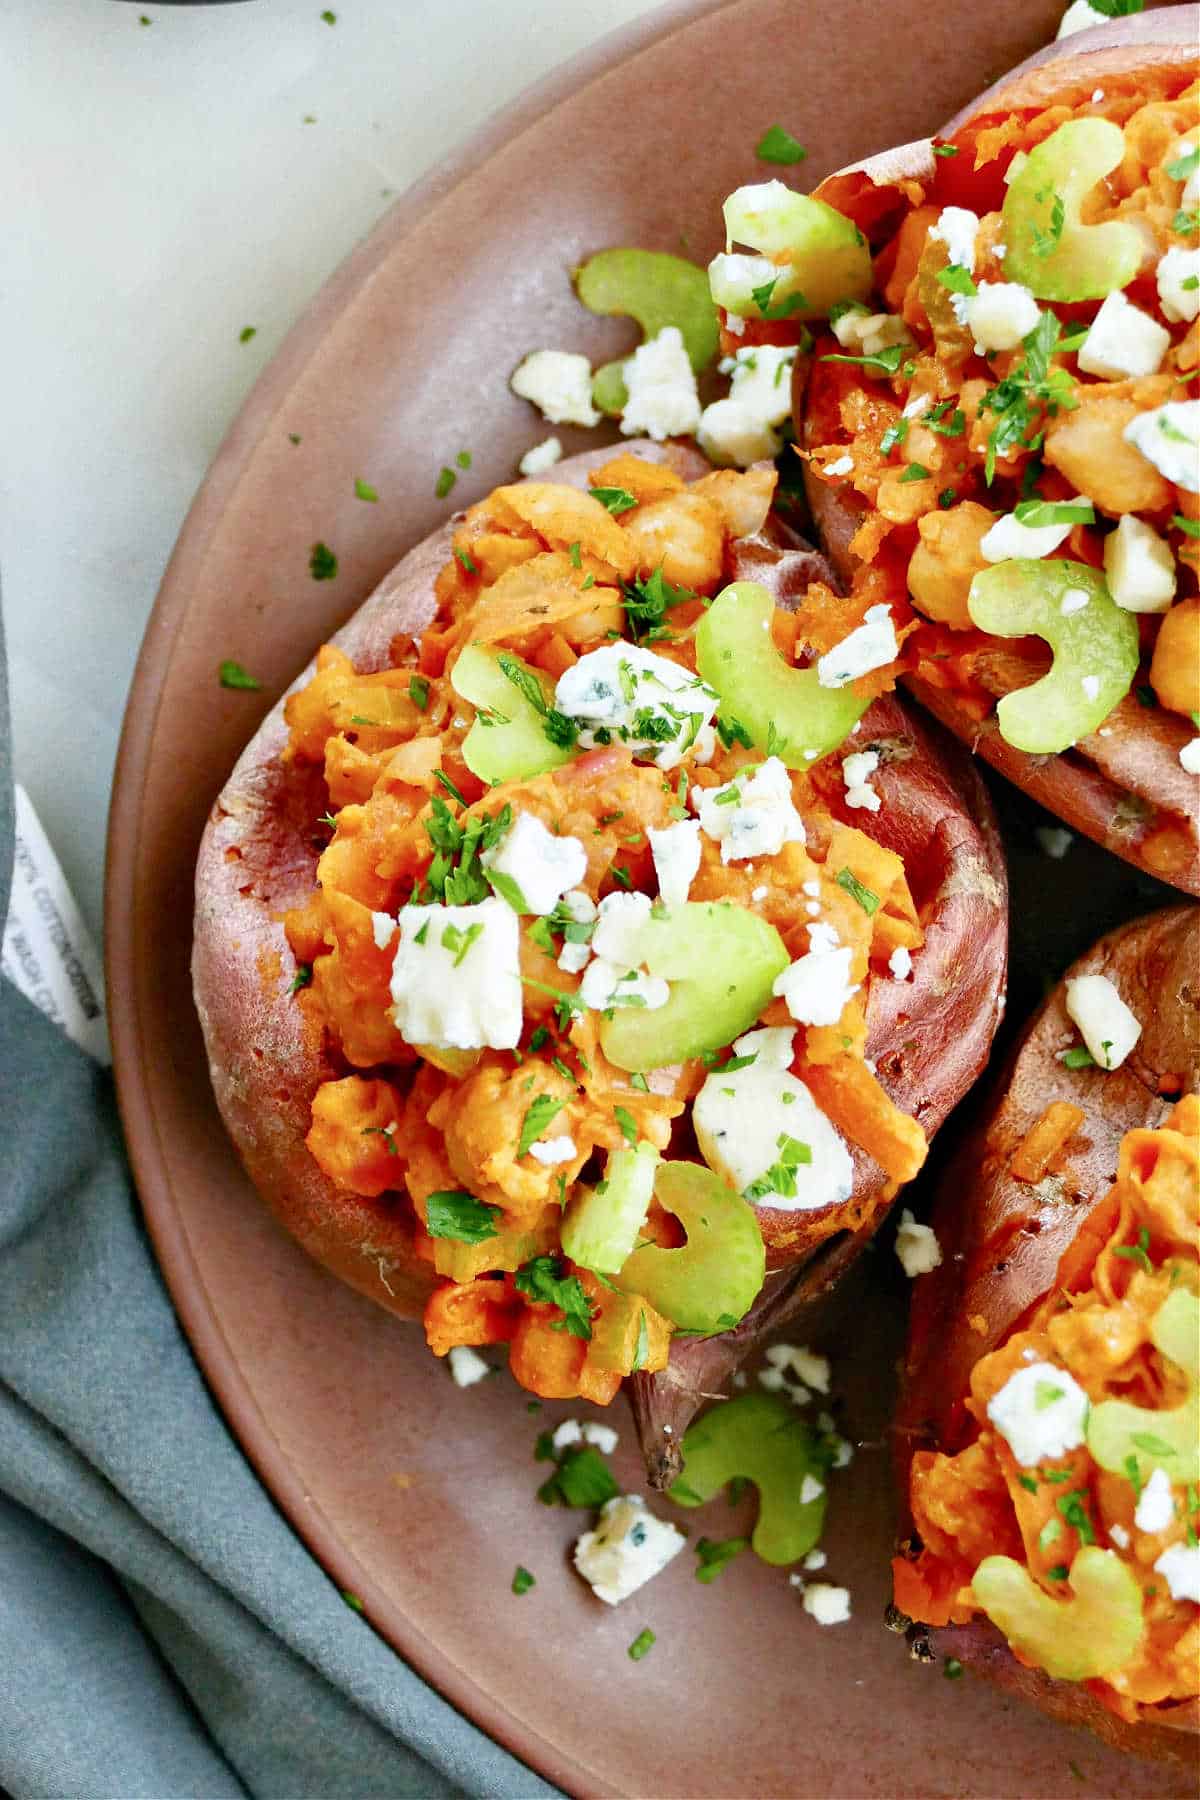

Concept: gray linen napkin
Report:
left=0, top=613, right=554, bottom=1800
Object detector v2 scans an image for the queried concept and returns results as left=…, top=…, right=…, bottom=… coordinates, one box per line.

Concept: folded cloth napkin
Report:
left=0, top=615, right=555, bottom=1800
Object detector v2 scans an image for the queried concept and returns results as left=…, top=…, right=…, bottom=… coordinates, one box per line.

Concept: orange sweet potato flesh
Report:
left=792, top=15, right=1200, bottom=899
left=895, top=905, right=1200, bottom=1762
left=194, top=446, right=1007, bottom=1485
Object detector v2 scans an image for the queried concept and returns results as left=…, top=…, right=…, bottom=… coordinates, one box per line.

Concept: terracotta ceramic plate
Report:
left=107, top=2, right=1194, bottom=1794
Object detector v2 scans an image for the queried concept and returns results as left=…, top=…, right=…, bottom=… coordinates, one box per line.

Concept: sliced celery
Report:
left=597, top=900, right=789, bottom=1071
left=1087, top=1287, right=1200, bottom=1487
left=560, top=1143, right=659, bottom=1275
left=967, top=559, right=1138, bottom=753
left=696, top=580, right=868, bottom=766
left=450, top=644, right=573, bottom=784
left=612, top=1160, right=765, bottom=1335
left=973, top=1548, right=1144, bottom=1683
left=1002, top=119, right=1143, bottom=302
left=575, top=248, right=720, bottom=417
left=711, top=181, right=872, bottom=320
left=668, top=1391, right=831, bottom=1563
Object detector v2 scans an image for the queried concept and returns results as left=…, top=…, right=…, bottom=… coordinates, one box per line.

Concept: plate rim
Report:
left=104, top=2, right=742, bottom=1793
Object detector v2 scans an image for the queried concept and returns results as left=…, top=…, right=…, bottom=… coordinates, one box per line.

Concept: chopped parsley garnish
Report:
left=456, top=450, right=472, bottom=469
left=591, top=486, right=638, bottom=516
left=354, top=477, right=378, bottom=502
left=925, top=400, right=966, bottom=439
left=1034, top=1380, right=1065, bottom=1411
left=488, top=869, right=528, bottom=915
left=496, top=653, right=579, bottom=750
left=219, top=658, right=262, bottom=690
left=537, top=1442, right=619, bottom=1507
left=716, top=715, right=753, bottom=751
left=420, top=798, right=511, bottom=906
left=629, top=1072, right=649, bottom=1093
left=360, top=1125, right=399, bottom=1157
left=821, top=342, right=908, bottom=376
left=879, top=417, right=909, bottom=457
left=1030, top=187, right=1066, bottom=259
left=938, top=487, right=957, bottom=509
left=702, top=1048, right=758, bottom=1074
left=899, top=463, right=929, bottom=483
left=614, top=1105, right=639, bottom=1146
left=1056, top=1488, right=1095, bottom=1546
left=835, top=867, right=880, bottom=915
left=239, top=325, right=257, bottom=344
left=511, top=1565, right=536, bottom=1596
left=1085, top=0, right=1143, bottom=13
left=744, top=1132, right=812, bottom=1202
left=453, top=544, right=478, bottom=575
left=609, top=863, right=633, bottom=889
left=434, top=769, right=467, bottom=806
left=1124, top=1453, right=1143, bottom=1499
left=309, top=541, right=339, bottom=581
left=408, top=675, right=430, bottom=710
left=943, top=1657, right=963, bottom=1680
left=441, top=921, right=484, bottom=967
left=321, top=8, right=337, bottom=22
left=750, top=276, right=810, bottom=320
left=1130, top=1430, right=1176, bottom=1459
left=1166, top=145, right=1200, bottom=182
left=1014, top=498, right=1095, bottom=528
left=518, top=1095, right=568, bottom=1159
left=1017, top=1474, right=1039, bottom=1495
left=435, top=466, right=457, bottom=499
left=935, top=263, right=977, bottom=298
left=694, top=1536, right=750, bottom=1583
left=342, top=1590, right=363, bottom=1610
left=622, top=566, right=695, bottom=643
left=425, top=1190, right=501, bottom=1243
left=1173, top=208, right=1200, bottom=236
left=521, top=975, right=585, bottom=1031
left=1112, top=1225, right=1154, bottom=1273
left=979, top=312, right=1078, bottom=484
left=516, top=1254, right=594, bottom=1339
left=932, top=143, right=959, bottom=158
left=631, top=1309, right=650, bottom=1372
left=289, top=963, right=313, bottom=994
left=627, top=1628, right=656, bottom=1662
left=755, top=124, right=807, bottom=165
left=1172, top=513, right=1200, bottom=538
left=1059, top=1045, right=1096, bottom=1070
left=1045, top=1564, right=1069, bottom=1583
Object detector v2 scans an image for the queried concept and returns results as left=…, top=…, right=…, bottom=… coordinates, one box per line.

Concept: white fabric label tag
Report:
left=2, top=784, right=111, bottom=1066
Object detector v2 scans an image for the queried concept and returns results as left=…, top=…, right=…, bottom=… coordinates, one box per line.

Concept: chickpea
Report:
left=1045, top=395, right=1172, bottom=516
left=621, top=492, right=725, bottom=592
left=907, top=501, right=996, bottom=630
left=1150, top=595, right=1200, bottom=718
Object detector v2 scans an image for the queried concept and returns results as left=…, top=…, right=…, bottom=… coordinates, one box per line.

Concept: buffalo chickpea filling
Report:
left=717, top=75, right=1200, bottom=876
left=281, top=455, right=929, bottom=1403
left=894, top=1097, right=1200, bottom=1720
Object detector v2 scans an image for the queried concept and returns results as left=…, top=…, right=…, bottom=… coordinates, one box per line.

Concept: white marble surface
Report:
left=0, top=0, right=662, bottom=943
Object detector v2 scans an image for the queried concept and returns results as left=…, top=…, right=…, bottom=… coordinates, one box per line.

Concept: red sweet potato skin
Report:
left=895, top=905, right=1200, bottom=1760
left=792, top=21, right=1200, bottom=897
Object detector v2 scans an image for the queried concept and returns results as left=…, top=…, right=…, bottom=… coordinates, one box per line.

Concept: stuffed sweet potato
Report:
left=894, top=904, right=1200, bottom=1761
left=193, top=442, right=1007, bottom=1481
left=706, top=13, right=1199, bottom=892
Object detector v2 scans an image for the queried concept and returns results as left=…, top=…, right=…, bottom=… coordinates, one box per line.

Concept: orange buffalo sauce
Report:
left=896, top=1096, right=1200, bottom=1721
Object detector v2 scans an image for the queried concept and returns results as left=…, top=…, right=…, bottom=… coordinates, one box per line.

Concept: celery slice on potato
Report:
left=613, top=1160, right=765, bottom=1335
left=1002, top=119, right=1144, bottom=302
left=967, top=559, right=1138, bottom=754
left=696, top=580, right=868, bottom=765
